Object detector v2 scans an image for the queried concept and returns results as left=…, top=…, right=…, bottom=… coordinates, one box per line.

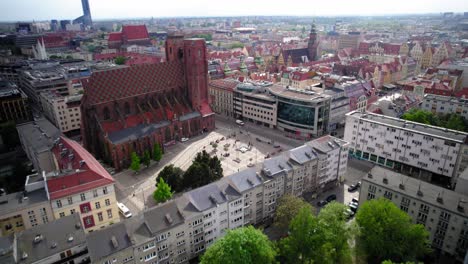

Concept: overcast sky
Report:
left=1, top=0, right=467, bottom=21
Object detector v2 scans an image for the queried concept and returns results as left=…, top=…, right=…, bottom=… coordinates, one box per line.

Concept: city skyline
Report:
left=0, top=0, right=467, bottom=22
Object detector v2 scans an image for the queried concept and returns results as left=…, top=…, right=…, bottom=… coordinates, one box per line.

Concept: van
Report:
left=117, top=202, right=132, bottom=218
left=235, top=120, right=245, bottom=126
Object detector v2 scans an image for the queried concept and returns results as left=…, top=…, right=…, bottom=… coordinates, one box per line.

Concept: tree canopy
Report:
left=401, top=109, right=468, bottom=132
left=130, top=152, right=140, bottom=173
left=183, top=151, right=223, bottom=189
left=114, top=56, right=126, bottom=65
left=152, top=143, right=163, bottom=162
left=355, top=198, right=430, bottom=263
left=279, top=202, right=352, bottom=264
left=142, top=150, right=151, bottom=167
left=200, top=226, right=276, bottom=264
left=157, top=165, right=184, bottom=193
left=153, top=177, right=173, bottom=203
left=274, top=195, right=313, bottom=233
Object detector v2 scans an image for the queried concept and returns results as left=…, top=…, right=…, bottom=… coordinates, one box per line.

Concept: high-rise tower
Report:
left=74, top=0, right=92, bottom=28
left=308, top=22, right=317, bottom=61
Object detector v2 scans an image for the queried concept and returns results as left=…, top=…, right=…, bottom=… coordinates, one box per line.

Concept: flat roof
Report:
left=0, top=189, right=49, bottom=216
left=423, top=94, right=468, bottom=104
left=347, top=111, right=468, bottom=143
left=16, top=118, right=61, bottom=154
left=365, top=166, right=468, bottom=218
left=269, top=84, right=330, bottom=102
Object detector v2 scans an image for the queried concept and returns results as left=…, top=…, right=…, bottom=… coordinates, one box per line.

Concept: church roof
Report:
left=82, top=61, right=186, bottom=105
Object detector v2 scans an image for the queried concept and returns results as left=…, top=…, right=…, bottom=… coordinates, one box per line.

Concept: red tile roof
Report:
left=82, top=61, right=186, bottom=105
left=108, top=32, right=122, bottom=42
left=122, top=25, right=149, bottom=40
left=47, top=137, right=114, bottom=200
left=199, top=101, right=214, bottom=117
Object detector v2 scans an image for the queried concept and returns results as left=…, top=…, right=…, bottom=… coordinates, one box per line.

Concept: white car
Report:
left=117, top=202, right=132, bottom=218
left=180, top=137, right=189, bottom=142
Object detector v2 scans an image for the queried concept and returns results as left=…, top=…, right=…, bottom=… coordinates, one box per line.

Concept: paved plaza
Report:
left=112, top=115, right=373, bottom=220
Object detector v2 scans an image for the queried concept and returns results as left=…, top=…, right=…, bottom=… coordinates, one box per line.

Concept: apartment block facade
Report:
left=0, top=189, right=54, bottom=237
left=360, top=166, right=468, bottom=261
left=40, top=91, right=82, bottom=134
left=421, top=94, right=468, bottom=120
left=0, top=136, right=348, bottom=263
left=344, top=111, right=468, bottom=188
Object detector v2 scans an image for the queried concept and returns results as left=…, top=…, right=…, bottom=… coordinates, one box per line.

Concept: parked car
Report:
left=117, top=202, right=132, bottom=218
left=345, top=208, right=355, bottom=219
left=222, top=153, right=230, bottom=157
left=180, top=137, right=189, bottom=142
left=317, top=200, right=328, bottom=207
left=352, top=198, right=359, bottom=204
left=256, top=137, right=262, bottom=142
left=273, top=144, right=281, bottom=148
left=347, top=183, right=359, bottom=192
left=348, top=202, right=359, bottom=212
left=326, top=194, right=337, bottom=202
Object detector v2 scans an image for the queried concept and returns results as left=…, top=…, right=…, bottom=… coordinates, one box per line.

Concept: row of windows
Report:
left=56, top=188, right=109, bottom=208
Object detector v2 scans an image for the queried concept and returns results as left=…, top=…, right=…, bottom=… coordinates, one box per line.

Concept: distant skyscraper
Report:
left=73, top=0, right=92, bottom=28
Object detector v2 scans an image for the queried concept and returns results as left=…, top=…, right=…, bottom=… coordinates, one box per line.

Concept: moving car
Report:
left=117, top=202, right=132, bottom=218
left=236, top=120, right=245, bottom=126
left=326, top=194, right=337, bottom=202
left=180, top=137, right=189, bottom=142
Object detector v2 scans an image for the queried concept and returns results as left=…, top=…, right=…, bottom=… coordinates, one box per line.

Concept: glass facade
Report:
left=277, top=101, right=315, bottom=127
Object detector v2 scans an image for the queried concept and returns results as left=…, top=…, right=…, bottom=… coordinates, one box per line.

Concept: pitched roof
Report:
left=15, top=214, right=86, bottom=264
left=46, top=136, right=114, bottom=200
left=108, top=32, right=122, bottom=42
left=144, top=200, right=185, bottom=235
left=122, top=25, right=149, bottom=40
left=87, top=222, right=133, bottom=262
left=82, top=61, right=186, bottom=105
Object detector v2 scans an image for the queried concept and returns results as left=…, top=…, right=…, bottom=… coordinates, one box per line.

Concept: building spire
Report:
left=310, top=20, right=316, bottom=34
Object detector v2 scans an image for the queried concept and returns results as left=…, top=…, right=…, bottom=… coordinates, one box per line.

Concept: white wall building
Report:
left=421, top=94, right=468, bottom=120
left=344, top=111, right=468, bottom=188
left=360, top=166, right=468, bottom=262
left=40, top=92, right=82, bottom=133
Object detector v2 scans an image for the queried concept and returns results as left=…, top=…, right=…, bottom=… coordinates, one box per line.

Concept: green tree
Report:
left=381, top=261, right=416, bottom=264
left=158, top=165, right=184, bottom=192
left=182, top=161, right=210, bottom=189
left=200, top=226, right=276, bottom=264
left=445, top=113, right=466, bottom=131
left=355, top=198, right=430, bottom=263
left=142, top=150, right=151, bottom=167
left=115, top=56, right=126, bottom=65
left=279, top=206, right=332, bottom=264
left=129, top=152, right=140, bottom=173
left=302, top=26, right=306, bottom=34
left=152, top=143, right=163, bottom=162
left=318, top=202, right=352, bottom=264
left=274, top=195, right=312, bottom=233
left=230, top=43, right=244, bottom=49
left=153, top=177, right=173, bottom=203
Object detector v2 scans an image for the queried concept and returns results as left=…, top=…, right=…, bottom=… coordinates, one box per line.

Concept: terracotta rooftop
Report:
left=46, top=136, right=114, bottom=200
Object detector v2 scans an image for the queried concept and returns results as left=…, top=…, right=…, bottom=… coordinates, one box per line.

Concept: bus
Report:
left=117, top=202, right=132, bottom=218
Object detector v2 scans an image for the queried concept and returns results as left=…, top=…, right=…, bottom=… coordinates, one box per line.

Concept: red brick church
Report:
left=81, top=35, right=215, bottom=171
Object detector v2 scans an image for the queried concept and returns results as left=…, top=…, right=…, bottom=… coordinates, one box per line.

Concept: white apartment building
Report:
left=40, top=92, right=82, bottom=133
left=344, top=111, right=468, bottom=188
left=3, top=136, right=349, bottom=264
left=234, top=83, right=277, bottom=128
left=208, top=78, right=238, bottom=117
left=360, top=166, right=468, bottom=262
left=421, top=94, right=468, bottom=120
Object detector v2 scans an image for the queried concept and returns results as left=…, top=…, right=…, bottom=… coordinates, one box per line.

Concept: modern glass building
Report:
left=269, top=85, right=330, bottom=138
